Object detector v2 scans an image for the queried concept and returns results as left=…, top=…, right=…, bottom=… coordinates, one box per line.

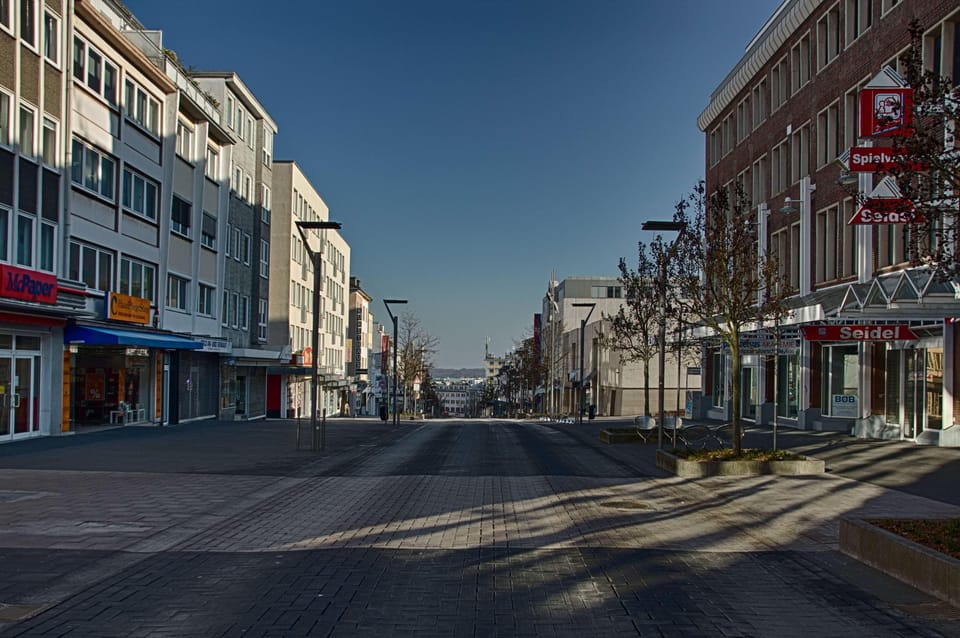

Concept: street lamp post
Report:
left=383, top=299, right=407, bottom=426
left=572, top=302, right=596, bottom=424
left=295, top=220, right=343, bottom=453
left=642, top=220, right=684, bottom=449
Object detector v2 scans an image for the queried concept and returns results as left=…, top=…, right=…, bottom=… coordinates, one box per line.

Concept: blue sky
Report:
left=127, top=0, right=781, bottom=368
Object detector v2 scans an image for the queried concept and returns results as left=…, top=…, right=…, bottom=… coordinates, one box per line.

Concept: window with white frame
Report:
left=70, top=137, right=115, bottom=200
left=39, top=221, right=54, bottom=272
left=232, top=227, right=241, bottom=261
left=20, top=0, right=36, bottom=48
left=225, top=95, right=234, bottom=129
left=243, top=175, right=251, bottom=202
left=69, top=240, right=113, bottom=291
left=262, top=126, right=272, bottom=165
left=771, top=56, right=789, bottom=111
left=231, top=292, right=239, bottom=328
left=737, top=167, right=752, bottom=209
left=18, top=102, right=35, bottom=157
left=197, top=283, right=215, bottom=316
left=123, top=79, right=160, bottom=135
left=42, top=10, right=59, bottom=65
left=258, top=299, right=268, bottom=341
left=817, top=3, right=841, bottom=71
left=709, top=127, right=720, bottom=166
left=736, top=97, right=750, bottom=143
left=245, top=116, right=254, bottom=149
left=201, top=212, right=217, bottom=249
left=0, top=207, right=9, bottom=262
left=877, top=216, right=907, bottom=268
left=881, top=0, right=899, bottom=15
left=232, top=164, right=241, bottom=193
left=221, top=290, right=229, bottom=326
left=205, top=145, right=219, bottom=181
left=235, top=106, right=244, bottom=141
left=224, top=223, right=232, bottom=257
left=261, top=184, right=271, bottom=223
left=240, top=295, right=249, bottom=330
left=844, top=80, right=867, bottom=148
left=815, top=204, right=841, bottom=284
left=790, top=123, right=809, bottom=183
left=175, top=120, right=193, bottom=160
left=791, top=32, right=811, bottom=93
left=119, top=256, right=155, bottom=302
left=817, top=101, right=840, bottom=168
left=752, top=78, right=768, bottom=129
left=840, top=199, right=858, bottom=278
left=73, top=37, right=118, bottom=105
left=241, top=233, right=251, bottom=265
left=40, top=116, right=57, bottom=167
left=771, top=140, right=788, bottom=195
left=845, top=0, right=872, bottom=44
left=752, top=155, right=767, bottom=203
left=121, top=168, right=158, bottom=220
left=171, top=196, right=191, bottom=236
left=0, top=90, right=10, bottom=146
left=0, top=0, right=10, bottom=31
left=924, top=19, right=960, bottom=87
left=15, top=214, right=32, bottom=267
left=260, top=239, right=269, bottom=277
left=166, top=274, right=189, bottom=311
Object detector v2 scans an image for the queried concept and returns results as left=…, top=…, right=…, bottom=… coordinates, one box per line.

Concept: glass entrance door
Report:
left=903, top=349, right=924, bottom=439
left=0, top=355, right=38, bottom=440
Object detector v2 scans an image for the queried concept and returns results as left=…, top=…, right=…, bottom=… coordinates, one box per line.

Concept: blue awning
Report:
left=65, top=325, right=202, bottom=350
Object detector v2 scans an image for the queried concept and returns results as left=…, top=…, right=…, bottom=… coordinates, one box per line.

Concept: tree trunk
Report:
left=729, top=341, right=742, bottom=456
left=643, top=358, right=651, bottom=416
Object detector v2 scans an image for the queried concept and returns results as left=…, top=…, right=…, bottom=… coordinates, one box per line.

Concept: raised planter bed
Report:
left=656, top=450, right=825, bottom=477
left=840, top=518, right=960, bottom=607
left=599, top=428, right=643, bottom=444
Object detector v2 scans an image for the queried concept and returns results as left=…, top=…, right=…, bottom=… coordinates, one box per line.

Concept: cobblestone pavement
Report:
left=0, top=419, right=958, bottom=637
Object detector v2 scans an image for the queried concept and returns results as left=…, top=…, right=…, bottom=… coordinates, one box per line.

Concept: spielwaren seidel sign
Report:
left=801, top=325, right=918, bottom=341
left=0, top=265, right=57, bottom=304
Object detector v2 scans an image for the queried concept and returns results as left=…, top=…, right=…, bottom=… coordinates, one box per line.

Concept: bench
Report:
left=633, top=416, right=657, bottom=443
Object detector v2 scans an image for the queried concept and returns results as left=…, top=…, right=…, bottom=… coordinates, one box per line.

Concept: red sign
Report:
left=802, top=325, right=918, bottom=341
left=0, top=265, right=57, bottom=304
left=848, top=198, right=923, bottom=225
left=302, top=347, right=313, bottom=366
left=859, top=88, right=913, bottom=138
left=849, top=147, right=926, bottom=172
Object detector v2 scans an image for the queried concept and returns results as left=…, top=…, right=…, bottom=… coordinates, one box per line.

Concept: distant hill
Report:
left=432, top=368, right=485, bottom=379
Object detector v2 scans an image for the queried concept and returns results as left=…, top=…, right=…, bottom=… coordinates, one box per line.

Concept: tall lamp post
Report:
left=383, top=298, right=407, bottom=426
left=572, top=302, right=596, bottom=424
left=642, top=220, right=684, bottom=449
left=295, top=220, right=343, bottom=452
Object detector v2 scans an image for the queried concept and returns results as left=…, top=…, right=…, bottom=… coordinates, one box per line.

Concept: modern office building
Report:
left=347, top=276, right=372, bottom=415
left=698, top=0, right=960, bottom=445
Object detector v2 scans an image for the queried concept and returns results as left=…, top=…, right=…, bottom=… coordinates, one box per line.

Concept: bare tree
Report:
left=397, top=312, right=439, bottom=414
left=673, top=181, right=789, bottom=454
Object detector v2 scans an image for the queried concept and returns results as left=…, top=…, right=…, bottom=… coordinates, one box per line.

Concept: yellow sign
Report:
left=107, top=292, right=151, bottom=324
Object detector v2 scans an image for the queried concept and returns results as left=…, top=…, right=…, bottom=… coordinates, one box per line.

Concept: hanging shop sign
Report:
left=106, top=291, right=151, bottom=324
left=801, top=325, right=918, bottom=341
left=859, top=88, right=914, bottom=137
left=848, top=198, right=923, bottom=224
left=0, top=265, right=57, bottom=304
left=848, top=147, right=926, bottom=172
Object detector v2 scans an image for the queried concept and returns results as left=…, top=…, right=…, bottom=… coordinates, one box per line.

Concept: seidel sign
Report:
left=848, top=198, right=923, bottom=225
left=802, top=325, right=918, bottom=341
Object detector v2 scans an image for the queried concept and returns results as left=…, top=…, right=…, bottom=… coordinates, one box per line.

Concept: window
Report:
left=171, top=196, right=191, bottom=236
left=119, top=256, right=155, bottom=302
left=205, top=146, right=219, bottom=181
left=232, top=164, right=241, bottom=192
left=877, top=216, right=907, bottom=268
left=225, top=95, right=234, bottom=129
left=771, top=140, right=788, bottom=195
left=221, top=290, right=229, bottom=326
left=232, top=227, right=241, bottom=261
left=70, top=138, right=115, bottom=200
left=816, top=101, right=840, bottom=168
left=43, top=11, right=59, bottom=65
left=175, top=120, right=193, bottom=160
left=0, top=90, right=10, bottom=146
left=235, top=107, right=244, bottom=140
left=197, top=283, right=215, bottom=316
left=815, top=204, right=845, bottom=284
left=18, top=103, right=35, bottom=157
left=39, top=222, right=53, bottom=272
left=246, top=116, right=254, bottom=149
left=240, top=295, right=249, bottom=330
left=259, top=299, right=268, bottom=341
left=844, top=81, right=867, bottom=148
left=0, top=0, right=10, bottom=31
left=261, top=185, right=271, bottom=223
left=881, top=0, right=899, bottom=15
left=737, top=167, right=752, bottom=209
left=167, top=274, right=189, bottom=311
left=121, top=169, right=158, bottom=220
left=817, top=3, right=841, bottom=70
left=736, top=97, right=750, bottom=143
left=243, top=175, right=251, bottom=202
left=845, top=0, right=872, bottom=44
left=73, top=37, right=117, bottom=105
left=224, top=223, right=232, bottom=257
left=709, top=127, right=720, bottom=166
left=123, top=79, right=159, bottom=134
left=771, top=57, right=789, bottom=112
left=590, top=286, right=621, bottom=298
left=790, top=123, right=809, bottom=183
left=231, top=292, right=239, bottom=328
left=201, top=212, right=217, bottom=249
left=241, top=233, right=251, bottom=265
left=15, top=214, right=32, bottom=267
left=752, top=78, right=768, bottom=129
left=69, top=240, right=113, bottom=291
left=821, top=344, right=858, bottom=416
left=791, top=32, right=811, bottom=93
left=41, top=116, right=56, bottom=166
left=752, top=155, right=768, bottom=204
left=721, top=114, right=733, bottom=156
left=262, top=127, right=273, bottom=165
left=260, top=239, right=269, bottom=277
left=20, top=0, right=36, bottom=48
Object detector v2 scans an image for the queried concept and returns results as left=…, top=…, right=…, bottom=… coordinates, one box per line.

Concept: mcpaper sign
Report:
left=0, top=265, right=57, bottom=304
left=848, top=198, right=923, bottom=225
left=848, top=147, right=926, bottom=172
left=801, top=325, right=918, bottom=341
left=858, top=88, right=913, bottom=137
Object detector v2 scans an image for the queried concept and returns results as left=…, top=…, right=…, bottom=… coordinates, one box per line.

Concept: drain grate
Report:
left=599, top=500, right=652, bottom=511
left=0, top=603, right=49, bottom=622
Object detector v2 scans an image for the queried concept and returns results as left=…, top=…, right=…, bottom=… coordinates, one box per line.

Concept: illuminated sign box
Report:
left=106, top=291, right=151, bottom=324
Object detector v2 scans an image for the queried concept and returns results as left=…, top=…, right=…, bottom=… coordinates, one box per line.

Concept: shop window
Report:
left=820, top=344, right=859, bottom=416
left=711, top=351, right=726, bottom=408
left=776, top=353, right=800, bottom=418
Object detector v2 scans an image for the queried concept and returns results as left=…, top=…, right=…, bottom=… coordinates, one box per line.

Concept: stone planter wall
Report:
left=599, top=429, right=642, bottom=444
left=840, top=518, right=960, bottom=607
left=656, top=450, right=825, bottom=477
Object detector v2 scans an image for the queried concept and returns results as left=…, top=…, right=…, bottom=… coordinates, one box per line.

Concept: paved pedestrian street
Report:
left=0, top=419, right=958, bottom=637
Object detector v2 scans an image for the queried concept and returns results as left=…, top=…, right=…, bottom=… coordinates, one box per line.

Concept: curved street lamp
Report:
left=383, top=299, right=408, bottom=426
